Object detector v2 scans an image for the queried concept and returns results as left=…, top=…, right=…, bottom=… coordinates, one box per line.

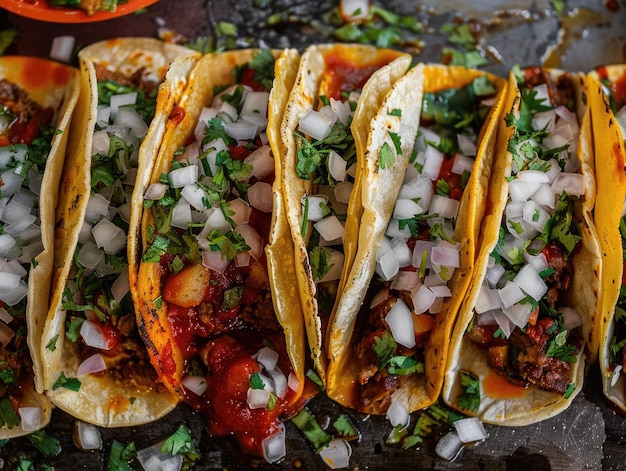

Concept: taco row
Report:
left=0, top=37, right=624, bottom=458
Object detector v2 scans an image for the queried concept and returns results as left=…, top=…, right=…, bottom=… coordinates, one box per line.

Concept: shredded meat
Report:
left=94, top=64, right=157, bottom=96
left=0, top=78, right=45, bottom=126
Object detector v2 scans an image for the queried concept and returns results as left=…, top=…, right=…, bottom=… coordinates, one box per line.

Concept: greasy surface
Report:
left=0, top=0, right=624, bottom=469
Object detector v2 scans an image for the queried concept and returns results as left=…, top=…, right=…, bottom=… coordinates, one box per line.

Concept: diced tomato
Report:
left=240, top=68, right=266, bottom=92
left=436, top=155, right=464, bottom=201
left=9, top=108, right=53, bottom=145
left=163, top=263, right=212, bottom=308
left=527, top=306, right=540, bottom=326
left=228, top=144, right=252, bottom=161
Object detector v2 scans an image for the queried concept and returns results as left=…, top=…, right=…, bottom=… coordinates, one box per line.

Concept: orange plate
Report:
left=0, top=0, right=158, bottom=23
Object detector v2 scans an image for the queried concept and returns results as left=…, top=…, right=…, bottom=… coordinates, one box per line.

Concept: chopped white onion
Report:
left=453, top=417, right=488, bottom=443
left=390, top=270, right=420, bottom=292
left=475, top=283, right=502, bottom=314
left=298, top=110, right=334, bottom=141
left=497, top=281, right=526, bottom=309
left=435, top=430, right=464, bottom=461
left=75, top=420, right=103, bottom=451
left=50, top=35, right=75, bottom=63
left=182, top=375, right=208, bottom=396
left=244, top=145, right=274, bottom=181
left=169, top=165, right=198, bottom=189
left=18, top=407, right=41, bottom=432
left=502, top=302, right=533, bottom=328
left=421, top=146, right=444, bottom=180
left=0, top=321, right=15, bottom=345
left=85, top=193, right=110, bottom=223
left=559, top=306, right=582, bottom=331
left=288, top=372, right=301, bottom=393
left=314, top=216, right=344, bottom=242
left=393, top=198, right=425, bottom=220
left=513, top=264, right=547, bottom=301
left=262, top=423, right=286, bottom=464
left=551, top=172, right=586, bottom=197
left=328, top=151, right=347, bottom=182
left=227, top=198, right=251, bottom=225
left=428, top=195, right=459, bottom=219
left=77, top=353, right=107, bottom=378
left=385, top=299, right=415, bottom=348
left=247, top=387, right=271, bottom=409
left=340, top=0, right=369, bottom=21
left=316, top=247, right=344, bottom=283
left=114, top=107, right=148, bottom=139
left=0, top=307, right=13, bottom=324
left=235, top=224, right=264, bottom=260
left=386, top=400, right=410, bottom=428
left=225, top=121, right=258, bottom=141
left=334, top=181, right=353, bottom=205
left=376, top=250, right=399, bottom=281
left=202, top=249, right=229, bottom=273
left=110, top=92, right=137, bottom=119
left=457, top=134, right=477, bottom=156
left=111, top=269, right=130, bottom=304
left=248, top=181, right=273, bottom=212
left=254, top=346, right=279, bottom=371
left=80, top=320, right=112, bottom=351
left=137, top=443, right=183, bottom=471
left=92, top=218, right=126, bottom=255
left=411, top=284, right=437, bottom=314
left=319, top=438, right=352, bottom=469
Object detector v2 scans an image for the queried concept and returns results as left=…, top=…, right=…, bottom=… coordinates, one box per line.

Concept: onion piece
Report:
left=244, top=145, right=274, bottom=181
left=77, top=353, right=107, bottom=378
left=319, top=438, right=352, bottom=469
left=385, top=299, right=415, bottom=348
left=376, top=250, right=399, bottom=281
left=110, top=92, right=137, bottom=119
left=340, top=0, right=369, bottom=21
left=225, top=121, right=258, bottom=141
left=328, top=151, right=347, bottom=182
left=497, top=281, right=525, bottom=308
left=18, top=407, right=41, bottom=432
left=202, top=249, right=229, bottom=273
left=77, top=242, right=104, bottom=270
left=248, top=181, right=273, bottom=212
left=169, top=165, right=198, bottom=189
left=288, top=372, right=301, bottom=393
left=0, top=321, right=14, bottom=345
left=559, top=306, right=582, bottom=331
left=386, top=400, right=410, bottom=428
left=234, top=224, right=263, bottom=260
left=182, top=375, right=208, bottom=396
left=298, top=110, right=334, bottom=141
left=428, top=195, right=460, bottom=219
left=513, top=264, right=547, bottom=301
left=0, top=307, right=13, bottom=324
left=80, top=320, right=113, bottom=351
left=254, top=346, right=279, bottom=371
left=92, top=219, right=126, bottom=255
left=262, top=423, right=286, bottom=464
left=551, top=172, right=586, bottom=197
left=454, top=417, right=488, bottom=443
left=137, top=442, right=183, bottom=471
left=390, top=270, right=420, bottom=292
left=75, top=420, right=103, bottom=451
left=334, top=181, right=353, bottom=205
left=317, top=247, right=344, bottom=283
left=247, top=387, right=271, bottom=409
left=50, top=35, right=75, bottom=63
left=114, top=107, right=148, bottom=139
left=411, top=284, right=437, bottom=314
left=315, top=216, right=344, bottom=243
left=435, top=430, right=464, bottom=461
left=111, top=269, right=130, bottom=304
left=421, top=146, right=444, bottom=180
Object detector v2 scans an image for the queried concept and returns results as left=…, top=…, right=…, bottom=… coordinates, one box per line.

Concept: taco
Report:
left=279, top=44, right=412, bottom=383
left=442, top=67, right=601, bottom=425
left=0, top=57, right=78, bottom=437
left=325, top=65, right=507, bottom=415
left=40, top=38, right=198, bottom=427
left=134, top=48, right=309, bottom=462
left=588, top=64, right=626, bottom=412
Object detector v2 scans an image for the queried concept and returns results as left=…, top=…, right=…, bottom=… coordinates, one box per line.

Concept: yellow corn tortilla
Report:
left=279, top=44, right=412, bottom=384
left=325, top=65, right=507, bottom=414
left=442, top=68, right=601, bottom=426
left=133, top=48, right=308, bottom=404
left=0, top=56, right=79, bottom=438
left=588, top=64, right=626, bottom=412
left=41, top=38, right=198, bottom=427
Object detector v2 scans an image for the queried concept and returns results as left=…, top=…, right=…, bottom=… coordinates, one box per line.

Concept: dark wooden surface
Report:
left=1, top=0, right=626, bottom=469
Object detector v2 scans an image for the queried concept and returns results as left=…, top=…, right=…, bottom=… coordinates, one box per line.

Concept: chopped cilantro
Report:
left=52, top=372, right=81, bottom=392
left=28, top=430, right=61, bottom=457
left=106, top=440, right=136, bottom=471
left=310, top=246, right=333, bottom=281
left=0, top=395, right=20, bottom=428
left=333, top=414, right=358, bottom=438
left=457, top=370, right=480, bottom=412
left=65, top=317, right=84, bottom=343
left=161, top=424, right=200, bottom=471
left=379, top=141, right=395, bottom=169
left=291, top=408, right=332, bottom=453
left=249, top=372, right=265, bottom=390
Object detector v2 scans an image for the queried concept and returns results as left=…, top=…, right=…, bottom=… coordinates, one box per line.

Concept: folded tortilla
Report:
left=133, top=48, right=307, bottom=461
left=41, top=38, right=198, bottom=427
left=278, top=44, right=412, bottom=383
left=0, top=57, right=78, bottom=438
left=326, top=65, right=507, bottom=414
left=588, top=64, right=626, bottom=412
left=443, top=67, right=601, bottom=425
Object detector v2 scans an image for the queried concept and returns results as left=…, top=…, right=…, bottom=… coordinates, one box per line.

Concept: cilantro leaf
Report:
left=457, top=370, right=480, bottom=412
left=0, top=395, right=20, bottom=428
left=379, top=141, right=395, bottom=169
left=52, top=372, right=81, bottom=392
left=161, top=424, right=199, bottom=470
left=291, top=408, right=332, bottom=453
left=28, top=430, right=61, bottom=457
left=107, top=440, right=136, bottom=471
left=310, top=246, right=333, bottom=282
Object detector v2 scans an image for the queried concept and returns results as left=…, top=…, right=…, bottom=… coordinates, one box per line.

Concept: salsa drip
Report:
left=466, top=69, right=583, bottom=398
